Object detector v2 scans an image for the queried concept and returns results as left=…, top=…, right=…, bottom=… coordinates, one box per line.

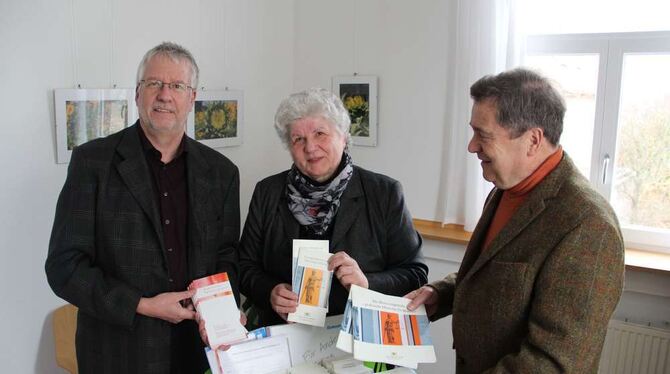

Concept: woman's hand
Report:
left=328, top=252, right=368, bottom=290
left=270, top=283, right=298, bottom=320
left=197, top=310, right=247, bottom=349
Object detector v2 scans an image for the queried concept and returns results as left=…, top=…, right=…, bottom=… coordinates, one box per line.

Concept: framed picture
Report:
left=188, top=90, right=244, bottom=148
left=332, top=75, right=378, bottom=146
left=54, top=88, right=137, bottom=164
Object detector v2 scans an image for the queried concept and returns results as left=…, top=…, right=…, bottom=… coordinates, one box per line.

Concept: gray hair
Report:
left=470, top=67, right=565, bottom=145
left=274, top=88, right=352, bottom=147
left=136, top=42, right=200, bottom=89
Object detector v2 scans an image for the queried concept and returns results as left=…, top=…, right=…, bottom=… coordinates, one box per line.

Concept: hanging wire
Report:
left=351, top=0, right=358, bottom=75
left=69, top=0, right=79, bottom=88
left=196, top=0, right=203, bottom=90
left=222, top=0, right=228, bottom=89
left=109, top=0, right=115, bottom=87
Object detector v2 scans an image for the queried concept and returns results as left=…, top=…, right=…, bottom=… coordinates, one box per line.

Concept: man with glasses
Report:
left=46, top=42, right=240, bottom=373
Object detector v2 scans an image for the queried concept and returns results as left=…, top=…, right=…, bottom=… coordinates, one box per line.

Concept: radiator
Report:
left=599, top=320, right=670, bottom=374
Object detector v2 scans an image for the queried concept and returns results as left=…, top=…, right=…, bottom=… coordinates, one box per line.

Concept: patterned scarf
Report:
left=286, top=152, right=354, bottom=236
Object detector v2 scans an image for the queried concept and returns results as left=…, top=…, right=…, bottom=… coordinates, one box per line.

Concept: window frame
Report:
left=526, top=31, right=670, bottom=253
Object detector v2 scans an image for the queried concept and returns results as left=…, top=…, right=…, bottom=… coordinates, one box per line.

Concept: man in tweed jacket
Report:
left=46, top=42, right=240, bottom=373
left=407, top=68, right=624, bottom=373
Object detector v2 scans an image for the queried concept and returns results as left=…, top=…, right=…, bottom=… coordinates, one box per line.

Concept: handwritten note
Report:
left=267, top=315, right=346, bottom=366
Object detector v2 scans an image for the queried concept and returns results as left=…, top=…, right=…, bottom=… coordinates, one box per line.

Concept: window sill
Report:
left=413, top=219, right=670, bottom=274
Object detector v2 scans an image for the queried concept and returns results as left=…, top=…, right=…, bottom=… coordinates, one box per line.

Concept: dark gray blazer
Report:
left=46, top=123, right=240, bottom=373
left=239, top=166, right=428, bottom=326
left=430, top=154, right=624, bottom=374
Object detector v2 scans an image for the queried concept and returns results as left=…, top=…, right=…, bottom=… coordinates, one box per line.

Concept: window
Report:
left=526, top=33, right=670, bottom=252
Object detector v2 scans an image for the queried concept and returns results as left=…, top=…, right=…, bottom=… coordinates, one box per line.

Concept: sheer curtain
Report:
left=437, top=0, right=524, bottom=231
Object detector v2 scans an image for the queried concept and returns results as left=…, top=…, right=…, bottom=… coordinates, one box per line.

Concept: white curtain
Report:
left=437, top=0, right=524, bottom=231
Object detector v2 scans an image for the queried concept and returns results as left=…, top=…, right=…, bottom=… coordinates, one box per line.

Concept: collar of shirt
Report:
left=137, top=125, right=187, bottom=165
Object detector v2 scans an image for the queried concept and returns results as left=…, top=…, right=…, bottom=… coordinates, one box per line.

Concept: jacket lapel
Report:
left=460, top=155, right=570, bottom=283
left=185, top=138, right=212, bottom=276
left=330, top=169, right=363, bottom=249
left=457, top=190, right=501, bottom=282
left=279, top=197, right=300, bottom=240
left=463, top=197, right=545, bottom=282
left=115, top=124, right=165, bottom=251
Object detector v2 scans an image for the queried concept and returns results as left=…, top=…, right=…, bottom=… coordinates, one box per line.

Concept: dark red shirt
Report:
left=138, top=127, right=189, bottom=291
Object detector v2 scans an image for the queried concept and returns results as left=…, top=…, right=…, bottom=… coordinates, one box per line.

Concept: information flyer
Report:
left=288, top=247, right=333, bottom=327
left=189, top=272, right=247, bottom=349
left=337, top=285, right=436, bottom=368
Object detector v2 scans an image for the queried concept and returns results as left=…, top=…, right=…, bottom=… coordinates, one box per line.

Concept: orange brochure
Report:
left=288, top=247, right=333, bottom=327
left=189, top=272, right=247, bottom=349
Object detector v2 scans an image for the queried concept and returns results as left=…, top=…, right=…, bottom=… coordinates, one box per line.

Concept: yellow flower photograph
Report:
left=333, top=75, right=378, bottom=146
left=342, top=92, right=370, bottom=137
left=194, top=100, right=238, bottom=140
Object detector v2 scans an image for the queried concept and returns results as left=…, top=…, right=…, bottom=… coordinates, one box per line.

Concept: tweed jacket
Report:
left=46, top=123, right=240, bottom=373
left=430, top=154, right=624, bottom=374
left=238, top=166, right=428, bottom=326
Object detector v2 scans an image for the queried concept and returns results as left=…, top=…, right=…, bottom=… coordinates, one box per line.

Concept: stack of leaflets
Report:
left=336, top=285, right=436, bottom=369
left=205, top=315, right=345, bottom=374
left=288, top=239, right=333, bottom=327
left=189, top=272, right=248, bottom=349
left=321, top=356, right=372, bottom=374
left=205, top=335, right=292, bottom=374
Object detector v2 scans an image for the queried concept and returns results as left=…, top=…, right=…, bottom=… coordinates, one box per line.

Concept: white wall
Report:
left=0, top=0, right=294, bottom=372
left=1, top=0, right=668, bottom=372
left=293, top=0, right=450, bottom=220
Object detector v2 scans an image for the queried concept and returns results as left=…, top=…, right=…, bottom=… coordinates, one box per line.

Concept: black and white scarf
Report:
left=286, top=152, right=354, bottom=236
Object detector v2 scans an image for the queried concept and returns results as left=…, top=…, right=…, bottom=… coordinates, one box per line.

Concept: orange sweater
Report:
left=482, top=148, right=564, bottom=251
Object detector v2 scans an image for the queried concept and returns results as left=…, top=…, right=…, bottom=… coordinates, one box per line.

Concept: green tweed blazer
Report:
left=430, top=153, right=624, bottom=374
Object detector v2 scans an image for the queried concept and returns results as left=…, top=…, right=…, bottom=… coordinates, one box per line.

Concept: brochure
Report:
left=288, top=247, right=333, bottom=327
left=336, top=285, right=436, bottom=369
left=189, top=272, right=247, bottom=349
left=291, top=239, right=330, bottom=294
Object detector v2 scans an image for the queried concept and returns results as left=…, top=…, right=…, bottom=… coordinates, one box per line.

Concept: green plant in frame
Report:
left=343, top=93, right=370, bottom=137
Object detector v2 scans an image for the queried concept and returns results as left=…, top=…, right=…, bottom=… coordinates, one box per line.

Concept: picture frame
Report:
left=54, top=88, right=137, bottom=164
left=188, top=89, right=244, bottom=148
left=332, top=75, right=378, bottom=146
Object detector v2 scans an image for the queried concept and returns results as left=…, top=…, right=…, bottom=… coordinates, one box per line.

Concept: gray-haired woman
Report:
left=238, top=88, right=427, bottom=327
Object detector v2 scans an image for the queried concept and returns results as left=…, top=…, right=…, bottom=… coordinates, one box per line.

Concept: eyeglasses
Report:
left=139, top=79, right=193, bottom=93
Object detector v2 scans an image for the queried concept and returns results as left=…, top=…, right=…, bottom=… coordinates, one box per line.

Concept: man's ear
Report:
left=189, top=89, right=196, bottom=111
left=527, top=127, right=544, bottom=156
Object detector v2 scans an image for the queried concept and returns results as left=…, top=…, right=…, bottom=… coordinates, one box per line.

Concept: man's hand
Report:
left=197, top=310, right=247, bottom=349
left=136, top=290, right=196, bottom=324
left=270, top=283, right=298, bottom=320
left=405, top=286, right=439, bottom=317
left=328, top=252, right=368, bottom=290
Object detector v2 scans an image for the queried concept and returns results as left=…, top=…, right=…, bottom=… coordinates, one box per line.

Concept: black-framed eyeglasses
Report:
left=139, top=79, right=194, bottom=93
